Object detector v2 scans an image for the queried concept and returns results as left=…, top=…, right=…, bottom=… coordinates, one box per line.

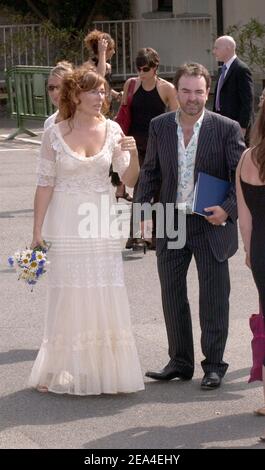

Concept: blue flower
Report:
left=36, top=267, right=43, bottom=277
left=8, top=256, right=14, bottom=266
left=8, top=241, right=51, bottom=291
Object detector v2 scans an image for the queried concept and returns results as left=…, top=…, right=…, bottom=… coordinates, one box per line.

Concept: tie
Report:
left=215, top=64, right=227, bottom=111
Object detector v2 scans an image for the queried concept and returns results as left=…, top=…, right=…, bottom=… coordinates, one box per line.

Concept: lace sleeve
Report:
left=37, top=127, right=57, bottom=187
left=111, top=122, right=130, bottom=179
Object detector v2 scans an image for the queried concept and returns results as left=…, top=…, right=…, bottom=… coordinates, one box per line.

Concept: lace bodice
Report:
left=37, top=119, right=130, bottom=193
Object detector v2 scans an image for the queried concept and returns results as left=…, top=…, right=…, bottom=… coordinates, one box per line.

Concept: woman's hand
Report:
left=119, top=136, right=137, bottom=154
left=30, top=233, right=45, bottom=250
left=112, top=90, right=123, bottom=102
left=118, top=135, right=139, bottom=187
left=98, top=38, right=108, bottom=55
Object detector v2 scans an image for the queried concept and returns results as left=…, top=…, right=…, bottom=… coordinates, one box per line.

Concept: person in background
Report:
left=44, top=61, right=73, bottom=130
left=29, top=67, right=144, bottom=395
left=136, top=62, right=245, bottom=389
left=212, top=35, right=254, bottom=144
left=121, top=47, right=178, bottom=250
left=84, top=29, right=131, bottom=202
left=236, top=97, right=265, bottom=419
left=84, top=29, right=117, bottom=96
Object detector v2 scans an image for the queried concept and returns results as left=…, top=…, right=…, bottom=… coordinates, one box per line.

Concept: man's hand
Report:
left=204, top=206, right=228, bottom=226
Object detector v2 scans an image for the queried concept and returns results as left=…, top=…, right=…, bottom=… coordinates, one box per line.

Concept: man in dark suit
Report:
left=135, top=63, right=245, bottom=389
left=213, top=35, right=254, bottom=142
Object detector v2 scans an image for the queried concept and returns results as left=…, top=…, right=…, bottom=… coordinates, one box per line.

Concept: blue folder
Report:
left=192, top=172, right=231, bottom=216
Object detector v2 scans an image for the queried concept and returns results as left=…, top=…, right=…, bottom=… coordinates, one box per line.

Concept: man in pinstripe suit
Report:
left=135, top=63, right=246, bottom=389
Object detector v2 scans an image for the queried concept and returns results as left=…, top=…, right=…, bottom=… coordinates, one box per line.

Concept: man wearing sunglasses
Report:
left=120, top=47, right=178, bottom=251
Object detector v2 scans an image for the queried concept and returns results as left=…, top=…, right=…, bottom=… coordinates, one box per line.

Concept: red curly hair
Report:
left=59, top=66, right=109, bottom=121
left=84, top=29, right=115, bottom=57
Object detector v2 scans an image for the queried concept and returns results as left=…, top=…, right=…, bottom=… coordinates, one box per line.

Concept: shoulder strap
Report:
left=127, top=78, right=136, bottom=106
left=239, top=148, right=252, bottom=178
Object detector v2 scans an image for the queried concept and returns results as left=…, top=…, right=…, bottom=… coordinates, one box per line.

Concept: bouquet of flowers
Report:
left=8, top=242, right=51, bottom=291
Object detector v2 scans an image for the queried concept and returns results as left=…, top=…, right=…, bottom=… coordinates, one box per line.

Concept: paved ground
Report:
left=0, top=118, right=265, bottom=451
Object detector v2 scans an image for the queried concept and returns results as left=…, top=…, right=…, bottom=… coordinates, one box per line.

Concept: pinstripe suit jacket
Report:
left=135, top=109, right=246, bottom=261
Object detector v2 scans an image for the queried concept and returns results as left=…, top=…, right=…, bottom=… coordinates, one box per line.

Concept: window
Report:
left=158, top=0, right=173, bottom=11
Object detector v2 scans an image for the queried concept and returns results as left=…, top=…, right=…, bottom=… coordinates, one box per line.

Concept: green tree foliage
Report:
left=0, top=1, right=131, bottom=70
left=0, top=0, right=131, bottom=28
left=227, top=18, right=265, bottom=75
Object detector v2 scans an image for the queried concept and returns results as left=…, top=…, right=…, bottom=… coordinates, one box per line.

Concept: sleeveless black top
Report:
left=129, top=82, right=166, bottom=153
left=240, top=153, right=265, bottom=321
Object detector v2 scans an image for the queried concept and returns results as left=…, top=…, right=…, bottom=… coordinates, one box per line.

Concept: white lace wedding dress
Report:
left=28, top=119, right=144, bottom=395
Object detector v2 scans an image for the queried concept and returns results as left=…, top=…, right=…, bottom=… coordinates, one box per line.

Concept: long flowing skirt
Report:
left=29, top=190, right=144, bottom=395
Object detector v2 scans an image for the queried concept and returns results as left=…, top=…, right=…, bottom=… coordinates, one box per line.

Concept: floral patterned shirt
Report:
left=175, top=109, right=205, bottom=213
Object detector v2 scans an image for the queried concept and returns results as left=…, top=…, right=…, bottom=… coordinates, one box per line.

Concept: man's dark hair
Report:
left=174, top=62, right=211, bottom=90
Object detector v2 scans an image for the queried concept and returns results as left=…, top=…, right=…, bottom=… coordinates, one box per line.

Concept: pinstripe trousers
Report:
left=157, top=213, right=230, bottom=378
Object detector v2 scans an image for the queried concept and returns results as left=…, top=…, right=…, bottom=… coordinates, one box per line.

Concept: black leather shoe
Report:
left=145, top=365, right=192, bottom=381
left=125, top=238, right=135, bottom=249
left=201, top=372, right=222, bottom=390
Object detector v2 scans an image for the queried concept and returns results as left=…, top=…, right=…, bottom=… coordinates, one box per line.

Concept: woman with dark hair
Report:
left=236, top=94, right=265, bottom=420
left=29, top=67, right=144, bottom=395
left=120, top=47, right=178, bottom=249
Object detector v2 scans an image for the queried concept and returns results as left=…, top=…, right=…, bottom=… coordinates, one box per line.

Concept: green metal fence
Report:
left=5, top=65, right=54, bottom=140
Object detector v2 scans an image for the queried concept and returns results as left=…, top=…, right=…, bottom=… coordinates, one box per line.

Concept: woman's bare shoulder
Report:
left=124, top=76, right=138, bottom=88
left=158, top=77, right=175, bottom=89
left=239, top=147, right=262, bottom=180
left=83, top=60, right=97, bottom=71
left=237, top=148, right=252, bottom=169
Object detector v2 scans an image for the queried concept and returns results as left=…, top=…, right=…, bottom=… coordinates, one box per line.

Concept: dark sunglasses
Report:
left=47, top=85, right=60, bottom=92
left=136, top=66, right=151, bottom=73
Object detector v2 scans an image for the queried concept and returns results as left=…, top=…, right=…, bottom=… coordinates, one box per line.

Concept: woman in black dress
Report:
left=236, top=97, right=265, bottom=419
left=120, top=48, right=178, bottom=249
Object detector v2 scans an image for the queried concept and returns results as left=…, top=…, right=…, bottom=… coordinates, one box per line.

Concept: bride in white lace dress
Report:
left=29, top=67, right=144, bottom=395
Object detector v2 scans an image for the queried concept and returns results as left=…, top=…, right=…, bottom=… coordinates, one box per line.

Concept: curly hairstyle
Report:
left=250, top=98, right=265, bottom=182
left=135, top=47, right=160, bottom=69
left=49, top=60, right=73, bottom=79
left=84, top=29, right=115, bottom=57
left=173, top=62, right=211, bottom=90
left=59, top=66, right=108, bottom=121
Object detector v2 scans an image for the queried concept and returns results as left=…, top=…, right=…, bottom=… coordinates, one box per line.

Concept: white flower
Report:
left=21, top=249, right=32, bottom=259
left=21, top=258, right=30, bottom=267
left=35, top=251, right=46, bottom=261
left=29, top=261, right=39, bottom=272
left=8, top=243, right=51, bottom=290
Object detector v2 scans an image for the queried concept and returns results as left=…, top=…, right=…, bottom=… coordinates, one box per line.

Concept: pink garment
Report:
left=248, top=310, right=265, bottom=383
